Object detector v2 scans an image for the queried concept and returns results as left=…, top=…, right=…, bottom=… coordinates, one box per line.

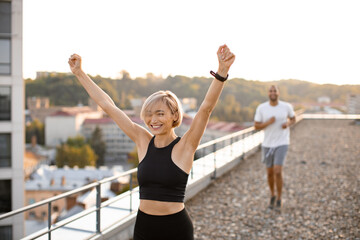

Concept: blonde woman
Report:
left=68, top=44, right=235, bottom=240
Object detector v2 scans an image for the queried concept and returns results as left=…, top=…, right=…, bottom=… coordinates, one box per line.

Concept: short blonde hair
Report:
left=140, top=90, right=183, bottom=128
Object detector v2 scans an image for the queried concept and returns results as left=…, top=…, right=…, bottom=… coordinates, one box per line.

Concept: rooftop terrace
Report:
left=187, top=119, right=360, bottom=239
left=1, top=115, right=359, bottom=240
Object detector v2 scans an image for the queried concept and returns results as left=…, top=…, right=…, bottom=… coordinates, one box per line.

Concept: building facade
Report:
left=25, top=165, right=125, bottom=228
left=347, top=94, right=360, bottom=114
left=81, top=117, right=142, bottom=166
left=45, top=108, right=103, bottom=147
left=0, top=0, right=24, bottom=239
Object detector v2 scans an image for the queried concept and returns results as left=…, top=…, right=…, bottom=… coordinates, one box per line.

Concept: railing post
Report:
left=241, top=133, right=245, bottom=160
left=202, top=148, right=206, bottom=175
left=48, top=202, right=52, bottom=240
left=212, top=143, right=217, bottom=179
left=96, top=184, right=101, bottom=234
left=129, top=173, right=133, bottom=212
left=230, top=137, right=234, bottom=158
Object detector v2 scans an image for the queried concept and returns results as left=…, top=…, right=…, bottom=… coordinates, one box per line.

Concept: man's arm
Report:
left=281, top=116, right=296, bottom=129
left=254, top=117, right=275, bottom=130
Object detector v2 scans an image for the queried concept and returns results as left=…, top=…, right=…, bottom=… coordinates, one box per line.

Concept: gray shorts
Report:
left=261, top=145, right=289, bottom=168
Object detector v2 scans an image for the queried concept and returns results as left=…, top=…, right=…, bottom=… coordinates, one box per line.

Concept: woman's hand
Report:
left=217, top=44, right=235, bottom=77
left=68, top=54, right=83, bottom=75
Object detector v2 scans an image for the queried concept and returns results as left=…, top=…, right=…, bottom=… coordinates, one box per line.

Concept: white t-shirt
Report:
left=254, top=100, right=295, bottom=148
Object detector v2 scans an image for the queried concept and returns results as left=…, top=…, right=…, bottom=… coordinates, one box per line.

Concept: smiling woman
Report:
left=68, top=44, right=235, bottom=239
left=141, top=90, right=183, bottom=128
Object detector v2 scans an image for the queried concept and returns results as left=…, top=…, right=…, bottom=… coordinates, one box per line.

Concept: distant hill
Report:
left=25, top=73, right=360, bottom=122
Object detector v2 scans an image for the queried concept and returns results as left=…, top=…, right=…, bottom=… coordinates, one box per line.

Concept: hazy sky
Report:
left=23, top=0, right=360, bottom=85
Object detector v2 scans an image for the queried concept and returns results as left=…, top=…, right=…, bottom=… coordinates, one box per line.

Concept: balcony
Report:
left=1, top=114, right=359, bottom=240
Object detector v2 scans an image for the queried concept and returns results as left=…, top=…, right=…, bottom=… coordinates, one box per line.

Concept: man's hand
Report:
left=282, top=116, right=296, bottom=129
left=268, top=117, right=276, bottom=125
left=68, top=54, right=82, bottom=75
left=217, top=44, right=235, bottom=77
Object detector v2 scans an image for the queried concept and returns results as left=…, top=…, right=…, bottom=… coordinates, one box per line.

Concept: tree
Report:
left=127, top=147, right=139, bottom=168
left=88, top=126, right=106, bottom=167
left=25, top=119, right=45, bottom=145
left=56, top=136, right=97, bottom=168
left=66, top=135, right=86, bottom=148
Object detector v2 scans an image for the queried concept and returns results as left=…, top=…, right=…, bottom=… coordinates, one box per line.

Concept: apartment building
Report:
left=81, top=117, right=142, bottom=166
left=347, top=94, right=360, bottom=114
left=0, top=0, right=24, bottom=239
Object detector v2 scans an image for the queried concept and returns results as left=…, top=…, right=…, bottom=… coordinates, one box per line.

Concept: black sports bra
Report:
left=137, top=136, right=189, bottom=202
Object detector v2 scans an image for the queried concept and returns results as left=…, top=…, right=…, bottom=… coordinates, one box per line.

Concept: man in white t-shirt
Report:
left=254, top=85, right=296, bottom=211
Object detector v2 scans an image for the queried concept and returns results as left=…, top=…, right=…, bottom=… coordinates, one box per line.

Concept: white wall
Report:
left=45, top=116, right=76, bottom=146
left=45, top=112, right=103, bottom=147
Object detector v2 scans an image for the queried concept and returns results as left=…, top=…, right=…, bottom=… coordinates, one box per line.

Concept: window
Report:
left=0, top=226, right=12, bottom=240
left=29, top=211, right=36, bottom=218
left=0, top=134, right=11, bottom=167
left=0, top=1, right=11, bottom=75
left=0, top=180, right=11, bottom=213
left=28, top=198, right=35, bottom=205
left=0, top=87, right=11, bottom=120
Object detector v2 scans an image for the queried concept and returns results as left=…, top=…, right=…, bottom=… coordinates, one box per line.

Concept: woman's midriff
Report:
left=139, top=199, right=185, bottom=215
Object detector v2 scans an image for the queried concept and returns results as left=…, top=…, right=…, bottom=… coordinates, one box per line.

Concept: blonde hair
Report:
left=140, top=90, right=183, bottom=128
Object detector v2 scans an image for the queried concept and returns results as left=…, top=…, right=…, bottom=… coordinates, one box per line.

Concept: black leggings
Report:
left=133, top=208, right=194, bottom=240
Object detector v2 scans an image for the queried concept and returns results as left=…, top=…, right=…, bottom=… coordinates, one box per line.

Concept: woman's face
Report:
left=144, top=101, right=177, bottom=135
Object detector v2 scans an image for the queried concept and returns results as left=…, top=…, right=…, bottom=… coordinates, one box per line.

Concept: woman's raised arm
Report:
left=68, top=54, right=151, bottom=144
left=182, top=45, right=235, bottom=152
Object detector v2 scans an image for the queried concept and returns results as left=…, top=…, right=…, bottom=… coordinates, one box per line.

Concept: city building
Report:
left=25, top=165, right=126, bottom=225
left=81, top=117, right=143, bottom=166
left=27, top=97, right=102, bottom=123
left=317, top=96, right=331, bottom=104
left=347, top=94, right=360, bottom=114
left=45, top=106, right=103, bottom=147
left=0, top=0, right=24, bottom=239
left=81, top=113, right=244, bottom=168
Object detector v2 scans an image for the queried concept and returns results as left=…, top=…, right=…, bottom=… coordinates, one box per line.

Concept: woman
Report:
left=68, top=44, right=235, bottom=240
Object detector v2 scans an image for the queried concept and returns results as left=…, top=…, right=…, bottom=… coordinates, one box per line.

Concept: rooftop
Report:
left=26, top=165, right=126, bottom=191
left=2, top=116, right=359, bottom=240
left=186, top=119, right=360, bottom=239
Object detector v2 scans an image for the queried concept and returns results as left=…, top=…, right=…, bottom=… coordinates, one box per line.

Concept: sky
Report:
left=23, top=0, right=360, bottom=85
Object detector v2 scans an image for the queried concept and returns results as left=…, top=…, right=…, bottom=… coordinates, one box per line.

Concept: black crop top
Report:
left=137, top=136, right=189, bottom=202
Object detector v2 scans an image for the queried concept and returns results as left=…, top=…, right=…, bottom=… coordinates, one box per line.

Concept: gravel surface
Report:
left=186, top=119, right=360, bottom=240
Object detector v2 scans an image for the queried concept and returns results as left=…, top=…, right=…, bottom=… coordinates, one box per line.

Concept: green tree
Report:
left=56, top=136, right=97, bottom=168
left=127, top=147, right=139, bottom=168
left=66, top=135, right=86, bottom=148
left=88, top=126, right=106, bottom=167
left=25, top=119, right=45, bottom=145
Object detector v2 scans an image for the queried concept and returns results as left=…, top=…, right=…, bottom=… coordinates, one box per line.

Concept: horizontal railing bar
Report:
left=197, top=127, right=255, bottom=150
left=24, top=188, right=140, bottom=240
left=0, top=168, right=138, bottom=220
left=98, top=168, right=137, bottom=184
left=303, top=114, right=360, bottom=119
left=1, top=128, right=252, bottom=220
left=23, top=206, right=99, bottom=240
left=100, top=188, right=139, bottom=209
left=0, top=181, right=98, bottom=220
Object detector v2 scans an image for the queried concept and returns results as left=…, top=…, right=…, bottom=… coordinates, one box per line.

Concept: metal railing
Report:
left=0, top=110, right=319, bottom=240
left=1, top=126, right=264, bottom=240
left=1, top=168, right=137, bottom=240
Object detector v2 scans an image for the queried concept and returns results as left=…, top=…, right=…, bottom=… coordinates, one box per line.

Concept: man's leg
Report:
left=267, top=167, right=275, bottom=197
left=263, top=147, right=276, bottom=209
left=267, top=167, right=276, bottom=209
left=274, top=165, right=283, bottom=200
left=273, top=145, right=288, bottom=209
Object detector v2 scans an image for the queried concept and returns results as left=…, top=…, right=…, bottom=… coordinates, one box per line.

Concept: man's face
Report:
left=268, top=86, right=279, bottom=102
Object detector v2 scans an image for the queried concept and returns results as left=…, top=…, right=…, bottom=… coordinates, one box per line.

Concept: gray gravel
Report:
left=186, top=119, right=360, bottom=240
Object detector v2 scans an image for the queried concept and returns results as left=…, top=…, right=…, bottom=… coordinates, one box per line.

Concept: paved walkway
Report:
left=186, top=119, right=360, bottom=240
